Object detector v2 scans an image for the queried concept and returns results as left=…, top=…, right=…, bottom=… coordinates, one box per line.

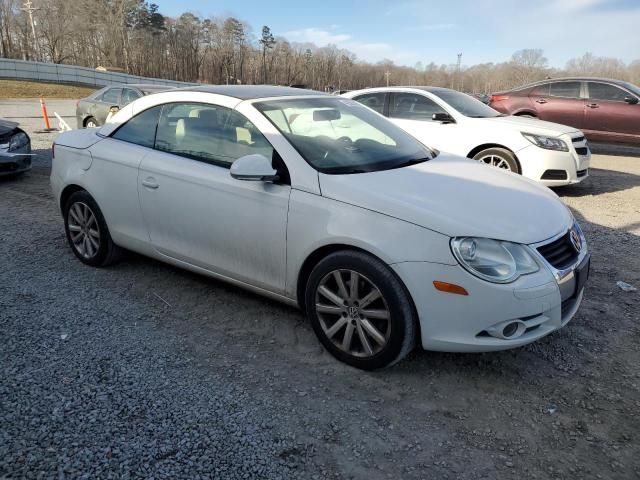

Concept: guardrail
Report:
left=0, top=58, right=198, bottom=88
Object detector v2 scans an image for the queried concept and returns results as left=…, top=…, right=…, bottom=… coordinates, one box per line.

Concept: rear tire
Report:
left=472, top=147, right=520, bottom=173
left=305, top=250, right=417, bottom=370
left=63, top=191, right=122, bottom=267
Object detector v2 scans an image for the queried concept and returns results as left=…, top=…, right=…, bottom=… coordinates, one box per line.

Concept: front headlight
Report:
left=9, top=131, right=29, bottom=152
left=451, top=237, right=539, bottom=283
left=521, top=132, right=568, bottom=152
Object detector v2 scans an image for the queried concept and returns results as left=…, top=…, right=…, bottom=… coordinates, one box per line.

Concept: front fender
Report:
left=285, top=189, right=455, bottom=298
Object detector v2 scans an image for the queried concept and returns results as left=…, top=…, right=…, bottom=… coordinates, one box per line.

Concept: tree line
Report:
left=1, top=0, right=639, bottom=93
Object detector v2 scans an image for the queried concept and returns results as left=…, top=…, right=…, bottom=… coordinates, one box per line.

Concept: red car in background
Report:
left=490, top=78, right=640, bottom=144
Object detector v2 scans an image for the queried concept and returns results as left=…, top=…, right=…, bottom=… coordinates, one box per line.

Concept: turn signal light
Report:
left=433, top=281, right=468, bottom=296
left=490, top=95, right=509, bottom=103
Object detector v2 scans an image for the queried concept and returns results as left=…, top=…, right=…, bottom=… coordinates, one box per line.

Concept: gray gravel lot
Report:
left=1, top=104, right=639, bottom=479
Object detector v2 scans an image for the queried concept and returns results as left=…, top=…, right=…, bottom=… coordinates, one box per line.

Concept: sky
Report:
left=155, top=0, right=640, bottom=68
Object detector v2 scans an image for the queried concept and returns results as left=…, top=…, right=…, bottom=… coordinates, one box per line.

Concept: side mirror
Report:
left=624, top=96, right=639, bottom=105
left=230, top=154, right=279, bottom=182
left=432, top=112, right=455, bottom=123
left=109, top=105, right=120, bottom=113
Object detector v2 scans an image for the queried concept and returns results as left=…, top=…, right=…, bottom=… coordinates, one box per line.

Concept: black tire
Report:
left=472, top=147, right=520, bottom=173
left=84, top=117, right=98, bottom=128
left=305, top=250, right=417, bottom=370
left=63, top=190, right=122, bottom=267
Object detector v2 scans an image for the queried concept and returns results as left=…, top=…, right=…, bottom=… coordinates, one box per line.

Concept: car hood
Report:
left=319, top=153, right=571, bottom=245
left=481, top=115, right=580, bottom=136
left=0, top=118, right=19, bottom=136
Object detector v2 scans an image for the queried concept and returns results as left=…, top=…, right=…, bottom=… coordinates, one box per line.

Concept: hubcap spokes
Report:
left=477, top=154, right=511, bottom=170
left=315, top=269, right=390, bottom=358
left=68, top=202, right=100, bottom=259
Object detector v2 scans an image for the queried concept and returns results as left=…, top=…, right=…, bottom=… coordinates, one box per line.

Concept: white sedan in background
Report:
left=343, top=87, right=591, bottom=186
left=51, top=86, right=589, bottom=369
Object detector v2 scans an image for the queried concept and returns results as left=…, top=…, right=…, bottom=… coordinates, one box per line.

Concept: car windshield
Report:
left=254, top=97, right=434, bottom=174
left=430, top=90, right=502, bottom=118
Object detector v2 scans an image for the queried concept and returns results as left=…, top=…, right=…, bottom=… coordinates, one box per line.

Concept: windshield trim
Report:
left=254, top=97, right=436, bottom=175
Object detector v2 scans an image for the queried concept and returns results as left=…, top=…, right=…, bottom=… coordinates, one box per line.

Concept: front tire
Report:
left=472, top=147, right=519, bottom=173
left=84, top=117, right=98, bottom=128
left=305, top=250, right=417, bottom=370
left=64, top=191, right=122, bottom=267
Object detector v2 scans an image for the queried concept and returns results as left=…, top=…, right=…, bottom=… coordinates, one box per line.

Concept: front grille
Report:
left=541, top=169, right=568, bottom=180
left=572, top=136, right=586, bottom=143
left=575, top=147, right=589, bottom=156
left=537, top=231, right=579, bottom=270
left=577, top=169, right=588, bottom=177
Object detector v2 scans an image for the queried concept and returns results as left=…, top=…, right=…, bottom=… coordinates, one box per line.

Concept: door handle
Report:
left=141, top=178, right=159, bottom=189
left=586, top=103, right=599, bottom=109
left=535, top=98, right=547, bottom=104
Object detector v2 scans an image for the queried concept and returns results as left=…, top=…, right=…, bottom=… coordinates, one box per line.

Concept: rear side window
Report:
left=111, top=106, right=161, bottom=148
left=389, top=93, right=446, bottom=121
left=530, top=84, right=550, bottom=96
left=353, top=93, right=386, bottom=114
left=549, top=82, right=581, bottom=99
left=100, top=88, right=121, bottom=104
left=587, top=82, right=630, bottom=102
left=154, top=102, right=273, bottom=168
left=122, top=88, right=142, bottom=105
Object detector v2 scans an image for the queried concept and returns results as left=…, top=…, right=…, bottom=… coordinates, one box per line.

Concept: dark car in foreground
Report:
left=76, top=84, right=175, bottom=128
left=490, top=77, right=640, bottom=144
left=0, top=119, right=32, bottom=176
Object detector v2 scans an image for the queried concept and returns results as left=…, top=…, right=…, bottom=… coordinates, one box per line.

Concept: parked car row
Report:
left=55, top=85, right=591, bottom=369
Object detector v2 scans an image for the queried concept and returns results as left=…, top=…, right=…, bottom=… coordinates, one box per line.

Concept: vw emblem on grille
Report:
left=570, top=229, right=582, bottom=253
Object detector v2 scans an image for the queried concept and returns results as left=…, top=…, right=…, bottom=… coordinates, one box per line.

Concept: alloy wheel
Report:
left=476, top=154, right=512, bottom=170
left=67, top=202, right=101, bottom=259
left=314, top=269, right=391, bottom=358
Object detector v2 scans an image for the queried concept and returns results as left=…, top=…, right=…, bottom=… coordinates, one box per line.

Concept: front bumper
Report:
left=517, top=141, right=591, bottom=187
left=0, top=149, right=32, bottom=176
left=392, top=232, right=589, bottom=352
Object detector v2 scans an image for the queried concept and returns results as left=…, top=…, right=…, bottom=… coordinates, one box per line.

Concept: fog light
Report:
left=502, top=322, right=519, bottom=338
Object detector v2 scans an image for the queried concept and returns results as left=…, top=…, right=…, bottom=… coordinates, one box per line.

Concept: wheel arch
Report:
left=466, top=143, right=522, bottom=174
left=513, top=110, right=537, bottom=117
left=59, top=184, right=87, bottom=212
left=295, top=244, right=419, bottom=326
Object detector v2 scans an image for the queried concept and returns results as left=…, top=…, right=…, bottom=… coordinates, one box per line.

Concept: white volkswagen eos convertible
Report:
left=51, top=86, right=590, bottom=370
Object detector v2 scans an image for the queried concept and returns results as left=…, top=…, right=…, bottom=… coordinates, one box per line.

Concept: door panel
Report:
left=86, top=137, right=150, bottom=246
left=529, top=81, right=585, bottom=128
left=138, top=150, right=291, bottom=293
left=584, top=82, right=640, bottom=142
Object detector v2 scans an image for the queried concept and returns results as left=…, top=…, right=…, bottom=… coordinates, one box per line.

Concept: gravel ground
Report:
left=1, top=106, right=639, bottom=479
